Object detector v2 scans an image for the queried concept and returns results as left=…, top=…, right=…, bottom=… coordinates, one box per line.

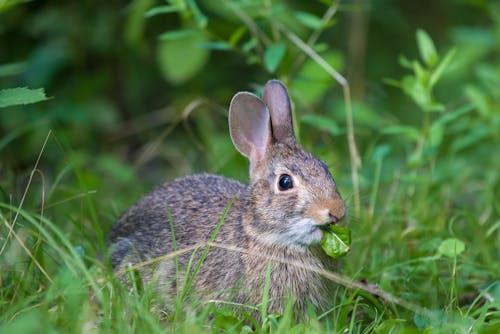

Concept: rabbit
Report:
left=110, top=79, right=346, bottom=318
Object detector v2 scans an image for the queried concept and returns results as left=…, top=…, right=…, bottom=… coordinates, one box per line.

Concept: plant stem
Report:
left=280, top=25, right=362, bottom=216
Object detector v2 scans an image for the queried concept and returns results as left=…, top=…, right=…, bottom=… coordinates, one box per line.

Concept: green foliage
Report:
left=0, top=87, right=49, bottom=108
left=385, top=29, right=456, bottom=112
left=157, top=29, right=211, bottom=83
left=437, top=238, right=465, bottom=259
left=263, top=43, right=287, bottom=73
left=1, top=0, right=499, bottom=333
left=321, top=225, right=351, bottom=259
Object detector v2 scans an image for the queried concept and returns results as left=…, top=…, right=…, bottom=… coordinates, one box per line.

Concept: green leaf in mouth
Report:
left=320, top=225, right=351, bottom=259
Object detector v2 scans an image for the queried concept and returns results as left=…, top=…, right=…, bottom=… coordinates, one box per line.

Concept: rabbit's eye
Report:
left=278, top=174, right=293, bottom=191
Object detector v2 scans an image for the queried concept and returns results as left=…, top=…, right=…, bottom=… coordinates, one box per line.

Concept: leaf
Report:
left=263, top=43, right=286, bottom=73
left=434, top=103, right=474, bottom=127
left=0, top=61, right=27, bottom=77
left=451, top=124, right=490, bottom=152
left=372, top=144, right=391, bottom=162
left=0, top=87, right=49, bottom=108
left=0, top=0, right=30, bottom=13
left=416, top=29, right=438, bottom=67
left=398, top=54, right=413, bottom=69
left=380, top=125, right=421, bottom=142
left=186, top=0, right=207, bottom=29
left=196, top=41, right=231, bottom=51
left=429, top=123, right=444, bottom=148
left=242, top=38, right=258, bottom=52
left=158, top=29, right=199, bottom=41
left=430, top=48, right=456, bottom=88
left=228, top=26, right=247, bottom=47
left=294, top=11, right=323, bottom=30
left=212, top=310, right=244, bottom=332
left=413, top=310, right=447, bottom=331
left=437, top=238, right=465, bottom=258
left=301, top=114, right=342, bottom=136
left=125, top=0, right=154, bottom=46
left=400, top=75, right=428, bottom=109
left=156, top=29, right=210, bottom=84
left=144, top=5, right=178, bottom=18
left=321, top=225, right=351, bottom=259
left=481, top=281, right=500, bottom=301
left=383, top=78, right=402, bottom=88
left=375, top=319, right=419, bottom=334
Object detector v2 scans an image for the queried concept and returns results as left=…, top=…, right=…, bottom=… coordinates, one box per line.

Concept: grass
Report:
left=0, top=123, right=498, bottom=333
left=1, top=3, right=499, bottom=331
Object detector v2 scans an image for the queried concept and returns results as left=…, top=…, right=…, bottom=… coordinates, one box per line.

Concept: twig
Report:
left=117, top=241, right=428, bottom=315
left=228, top=2, right=272, bottom=53
left=291, top=0, right=341, bottom=73
left=0, top=212, right=53, bottom=283
left=278, top=25, right=362, bottom=216
left=0, top=130, right=51, bottom=256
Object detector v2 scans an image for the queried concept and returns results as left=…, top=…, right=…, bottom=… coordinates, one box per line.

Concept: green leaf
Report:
left=451, top=125, right=490, bottom=152
left=416, top=28, right=438, bottom=67
left=158, top=29, right=199, bottom=41
left=144, top=5, right=178, bottom=18
left=212, top=310, right=244, bottom=332
left=294, top=11, right=323, bottom=30
left=429, top=123, right=444, bottom=148
left=157, top=29, right=210, bottom=84
left=228, top=26, right=247, bottom=47
left=301, top=114, right=343, bottom=136
left=321, top=225, right=351, bottom=259
left=372, top=144, right=391, bottom=162
left=435, top=103, right=474, bottom=126
left=481, top=281, right=500, bottom=301
left=186, top=0, right=207, bottom=29
left=125, top=0, right=155, bottom=46
left=398, top=55, right=413, bottom=69
left=0, top=87, right=49, bottom=108
left=375, top=319, right=419, bottom=334
left=196, top=41, right=231, bottom=51
left=380, top=125, right=421, bottom=142
left=263, top=43, right=286, bottom=73
left=242, top=38, right=258, bottom=53
left=429, top=48, right=456, bottom=88
left=437, top=238, right=465, bottom=258
left=0, top=0, right=30, bottom=13
left=0, top=61, right=27, bottom=77
left=383, top=78, right=402, bottom=88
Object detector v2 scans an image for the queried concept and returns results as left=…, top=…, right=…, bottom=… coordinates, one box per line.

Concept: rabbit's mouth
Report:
left=318, top=222, right=336, bottom=232
left=283, top=218, right=327, bottom=246
left=256, top=218, right=328, bottom=247
left=254, top=217, right=323, bottom=247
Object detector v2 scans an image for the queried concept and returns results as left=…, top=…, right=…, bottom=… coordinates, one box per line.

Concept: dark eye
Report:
left=278, top=174, right=293, bottom=191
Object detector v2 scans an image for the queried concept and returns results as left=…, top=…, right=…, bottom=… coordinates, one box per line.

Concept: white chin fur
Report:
left=259, top=218, right=324, bottom=247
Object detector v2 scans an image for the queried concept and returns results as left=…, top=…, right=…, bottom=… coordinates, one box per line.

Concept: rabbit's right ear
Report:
left=229, top=92, right=271, bottom=163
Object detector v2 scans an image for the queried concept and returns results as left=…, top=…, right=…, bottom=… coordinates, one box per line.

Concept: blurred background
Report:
left=1, top=0, right=499, bottom=307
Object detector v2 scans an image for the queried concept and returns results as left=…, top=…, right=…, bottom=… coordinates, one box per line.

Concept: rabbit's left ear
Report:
left=263, top=80, right=295, bottom=144
left=229, top=92, right=272, bottom=163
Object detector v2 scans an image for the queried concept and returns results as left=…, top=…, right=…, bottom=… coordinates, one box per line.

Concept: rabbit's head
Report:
left=229, top=80, right=345, bottom=248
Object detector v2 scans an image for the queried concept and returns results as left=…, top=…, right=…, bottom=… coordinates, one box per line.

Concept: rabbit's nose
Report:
left=329, top=213, right=340, bottom=224
left=328, top=198, right=346, bottom=222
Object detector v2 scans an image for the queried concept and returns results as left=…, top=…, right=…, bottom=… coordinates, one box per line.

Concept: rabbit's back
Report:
left=110, top=174, right=247, bottom=269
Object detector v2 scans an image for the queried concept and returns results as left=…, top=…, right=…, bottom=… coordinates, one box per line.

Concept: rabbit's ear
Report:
left=229, top=92, right=271, bottom=162
left=263, top=80, right=295, bottom=144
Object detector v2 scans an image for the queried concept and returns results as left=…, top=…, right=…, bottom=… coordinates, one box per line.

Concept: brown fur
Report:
left=110, top=80, right=345, bottom=318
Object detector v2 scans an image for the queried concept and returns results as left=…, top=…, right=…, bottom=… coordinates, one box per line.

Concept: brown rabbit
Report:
left=110, top=80, right=346, bottom=318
